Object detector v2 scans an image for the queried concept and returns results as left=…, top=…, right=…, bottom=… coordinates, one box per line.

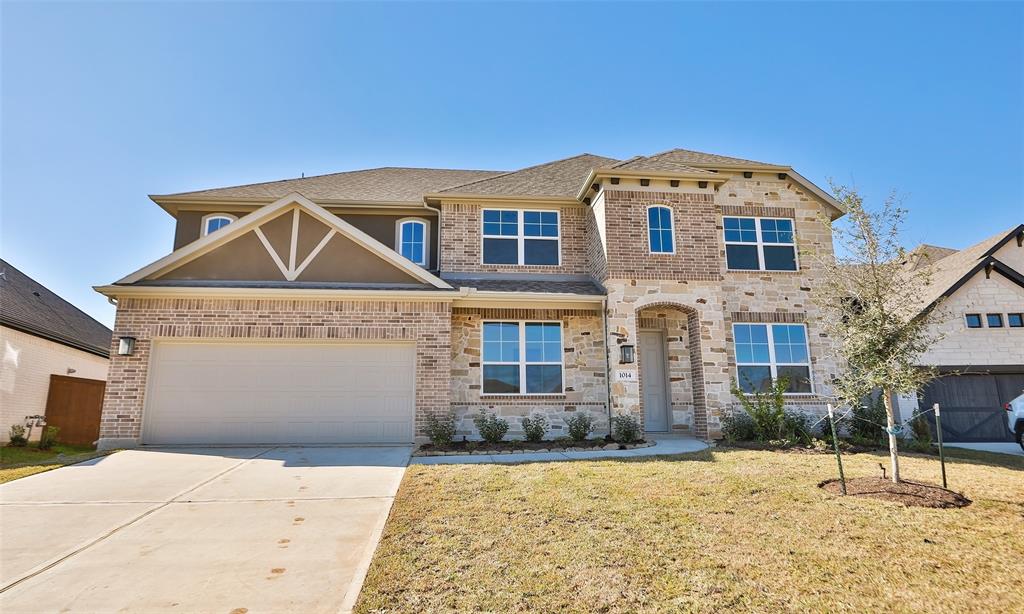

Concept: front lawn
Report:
left=0, top=444, right=109, bottom=483
left=356, top=447, right=1023, bottom=612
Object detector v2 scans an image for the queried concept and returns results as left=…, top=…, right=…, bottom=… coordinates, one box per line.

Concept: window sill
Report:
left=479, top=394, right=567, bottom=399
left=726, top=268, right=802, bottom=274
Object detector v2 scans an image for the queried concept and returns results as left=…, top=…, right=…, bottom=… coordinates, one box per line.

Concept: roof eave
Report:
left=424, top=193, right=581, bottom=206
left=575, top=168, right=730, bottom=200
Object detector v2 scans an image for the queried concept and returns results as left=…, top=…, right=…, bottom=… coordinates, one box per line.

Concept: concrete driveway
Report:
left=0, top=445, right=411, bottom=613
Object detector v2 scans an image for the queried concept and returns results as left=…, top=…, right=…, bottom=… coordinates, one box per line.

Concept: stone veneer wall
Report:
left=99, top=297, right=452, bottom=448
left=439, top=202, right=589, bottom=275
left=450, top=307, right=609, bottom=439
left=637, top=308, right=695, bottom=433
left=596, top=174, right=845, bottom=438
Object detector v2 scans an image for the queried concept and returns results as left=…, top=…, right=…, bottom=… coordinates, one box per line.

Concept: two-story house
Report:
left=94, top=149, right=845, bottom=449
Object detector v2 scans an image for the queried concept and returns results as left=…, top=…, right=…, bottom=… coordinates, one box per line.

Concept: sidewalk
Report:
left=409, top=434, right=709, bottom=465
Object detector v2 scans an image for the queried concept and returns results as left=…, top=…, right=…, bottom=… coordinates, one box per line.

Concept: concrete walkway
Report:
left=946, top=442, right=1024, bottom=457
left=411, top=434, right=708, bottom=465
left=0, top=446, right=411, bottom=613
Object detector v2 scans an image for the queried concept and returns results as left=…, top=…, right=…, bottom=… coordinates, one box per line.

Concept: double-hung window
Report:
left=724, top=216, right=797, bottom=271
left=647, top=206, right=675, bottom=253
left=482, top=209, right=559, bottom=265
left=733, top=323, right=812, bottom=393
left=482, top=321, right=563, bottom=394
left=396, top=218, right=429, bottom=266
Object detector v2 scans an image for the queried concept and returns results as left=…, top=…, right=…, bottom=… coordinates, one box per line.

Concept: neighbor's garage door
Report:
left=142, top=342, right=415, bottom=445
left=919, top=373, right=1024, bottom=442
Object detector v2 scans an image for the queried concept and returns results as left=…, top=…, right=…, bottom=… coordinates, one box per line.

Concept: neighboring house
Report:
left=893, top=225, right=1024, bottom=442
left=94, top=149, right=847, bottom=449
left=1, top=259, right=112, bottom=441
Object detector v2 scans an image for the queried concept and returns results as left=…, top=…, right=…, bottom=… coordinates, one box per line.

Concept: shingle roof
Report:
left=909, top=225, right=1024, bottom=314
left=156, top=168, right=505, bottom=203
left=0, top=259, right=112, bottom=357
left=609, top=156, right=718, bottom=175
left=643, top=148, right=783, bottom=169
left=438, top=154, right=620, bottom=197
left=453, top=278, right=605, bottom=295
left=902, top=244, right=959, bottom=271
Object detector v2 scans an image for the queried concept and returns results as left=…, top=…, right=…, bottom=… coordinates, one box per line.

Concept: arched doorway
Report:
left=635, top=303, right=708, bottom=438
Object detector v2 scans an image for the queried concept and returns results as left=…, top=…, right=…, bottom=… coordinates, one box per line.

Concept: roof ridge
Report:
left=439, top=152, right=615, bottom=194
left=154, top=166, right=505, bottom=198
left=652, top=147, right=779, bottom=167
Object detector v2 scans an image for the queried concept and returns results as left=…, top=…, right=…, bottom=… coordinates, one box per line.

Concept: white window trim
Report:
left=646, top=205, right=676, bottom=255
left=481, top=320, right=565, bottom=396
left=985, top=313, right=1004, bottom=328
left=201, top=213, right=237, bottom=236
left=723, top=215, right=800, bottom=272
left=395, top=217, right=431, bottom=267
left=480, top=208, right=561, bottom=266
left=732, top=322, right=814, bottom=395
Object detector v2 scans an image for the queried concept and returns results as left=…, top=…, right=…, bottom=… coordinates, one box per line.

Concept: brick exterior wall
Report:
left=450, top=307, right=609, bottom=438
left=98, top=297, right=451, bottom=448
left=439, top=202, right=589, bottom=275
left=0, top=326, right=109, bottom=442
left=602, top=189, right=721, bottom=281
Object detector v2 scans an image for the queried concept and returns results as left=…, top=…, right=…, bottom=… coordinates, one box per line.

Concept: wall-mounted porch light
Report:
left=610, top=177, right=620, bottom=185
left=619, top=344, right=635, bottom=364
left=698, top=181, right=708, bottom=189
left=118, top=336, right=136, bottom=356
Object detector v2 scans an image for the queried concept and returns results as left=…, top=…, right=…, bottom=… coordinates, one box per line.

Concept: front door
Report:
left=640, top=331, right=670, bottom=432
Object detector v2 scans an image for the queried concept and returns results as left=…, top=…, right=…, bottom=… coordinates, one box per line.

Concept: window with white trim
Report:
left=482, top=321, right=563, bottom=394
left=647, top=206, right=675, bottom=254
left=202, top=214, right=235, bottom=236
left=482, top=209, right=560, bottom=265
left=733, top=323, right=812, bottom=393
left=724, top=216, right=797, bottom=271
left=396, top=218, right=429, bottom=266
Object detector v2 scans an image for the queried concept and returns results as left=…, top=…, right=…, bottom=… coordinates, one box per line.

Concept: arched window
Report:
left=647, top=206, right=674, bottom=254
left=202, top=214, right=236, bottom=236
left=396, top=218, right=429, bottom=266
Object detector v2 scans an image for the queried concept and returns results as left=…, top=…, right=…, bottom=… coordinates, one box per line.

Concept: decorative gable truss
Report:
left=116, top=193, right=451, bottom=288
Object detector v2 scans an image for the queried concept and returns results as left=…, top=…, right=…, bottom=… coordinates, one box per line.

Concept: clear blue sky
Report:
left=2, top=2, right=1022, bottom=327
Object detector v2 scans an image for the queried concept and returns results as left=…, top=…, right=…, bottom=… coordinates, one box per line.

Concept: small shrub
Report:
left=565, top=411, right=594, bottom=441
left=8, top=424, right=28, bottom=447
left=473, top=411, right=509, bottom=443
left=905, top=413, right=934, bottom=452
left=520, top=414, right=549, bottom=443
left=730, top=376, right=790, bottom=441
left=424, top=412, right=457, bottom=446
left=720, top=411, right=757, bottom=442
left=611, top=414, right=642, bottom=443
left=850, top=394, right=887, bottom=444
left=782, top=410, right=814, bottom=445
left=38, top=426, right=59, bottom=450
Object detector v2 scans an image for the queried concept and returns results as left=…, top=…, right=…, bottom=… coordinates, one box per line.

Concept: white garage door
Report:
left=142, top=342, right=415, bottom=445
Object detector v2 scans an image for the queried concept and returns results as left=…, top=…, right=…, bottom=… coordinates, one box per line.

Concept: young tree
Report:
left=816, top=184, right=945, bottom=483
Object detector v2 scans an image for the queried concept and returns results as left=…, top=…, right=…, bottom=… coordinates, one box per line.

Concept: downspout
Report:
left=602, top=295, right=613, bottom=436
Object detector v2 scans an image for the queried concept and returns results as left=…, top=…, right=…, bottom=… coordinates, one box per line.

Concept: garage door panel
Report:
left=143, top=343, right=416, bottom=445
left=920, top=372, right=1017, bottom=443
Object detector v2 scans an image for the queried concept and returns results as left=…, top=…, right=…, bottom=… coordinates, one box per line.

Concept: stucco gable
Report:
left=116, top=193, right=451, bottom=288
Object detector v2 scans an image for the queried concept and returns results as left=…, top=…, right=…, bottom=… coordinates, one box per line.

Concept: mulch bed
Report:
left=725, top=441, right=878, bottom=455
left=415, top=439, right=649, bottom=456
left=819, top=477, right=972, bottom=508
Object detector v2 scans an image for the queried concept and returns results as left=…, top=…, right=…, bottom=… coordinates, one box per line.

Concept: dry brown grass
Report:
left=356, top=447, right=1023, bottom=613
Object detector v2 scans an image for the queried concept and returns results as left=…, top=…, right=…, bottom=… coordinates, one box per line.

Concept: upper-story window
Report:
left=724, top=216, right=797, bottom=271
left=202, top=214, right=236, bottom=236
left=482, top=209, right=560, bottom=266
left=733, top=323, right=812, bottom=394
left=396, top=218, right=429, bottom=267
left=647, top=206, right=675, bottom=254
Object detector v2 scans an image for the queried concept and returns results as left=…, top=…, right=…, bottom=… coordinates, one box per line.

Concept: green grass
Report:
left=356, top=447, right=1023, bottom=613
left=0, top=443, right=111, bottom=483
